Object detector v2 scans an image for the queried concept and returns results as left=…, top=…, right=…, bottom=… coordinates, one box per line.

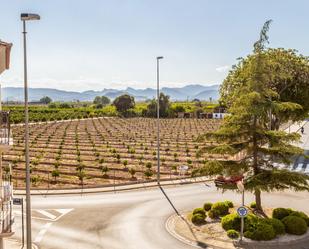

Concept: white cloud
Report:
left=215, top=65, right=231, bottom=73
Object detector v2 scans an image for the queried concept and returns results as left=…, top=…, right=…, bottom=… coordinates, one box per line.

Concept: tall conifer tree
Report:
left=195, top=20, right=309, bottom=212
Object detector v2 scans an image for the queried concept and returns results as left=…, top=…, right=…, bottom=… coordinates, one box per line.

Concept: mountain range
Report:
left=2, top=84, right=220, bottom=102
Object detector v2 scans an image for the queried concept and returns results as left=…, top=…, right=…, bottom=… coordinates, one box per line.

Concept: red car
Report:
left=214, top=175, right=244, bottom=187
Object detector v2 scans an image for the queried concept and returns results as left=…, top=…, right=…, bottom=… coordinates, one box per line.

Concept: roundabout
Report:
left=11, top=182, right=309, bottom=249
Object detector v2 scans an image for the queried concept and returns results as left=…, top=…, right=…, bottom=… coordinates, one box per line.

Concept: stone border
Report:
left=165, top=214, right=204, bottom=249
left=166, top=213, right=309, bottom=249
left=234, top=230, right=309, bottom=247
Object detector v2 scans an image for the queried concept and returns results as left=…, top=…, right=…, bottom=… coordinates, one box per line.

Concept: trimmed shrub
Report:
left=282, top=216, right=308, bottom=235
left=212, top=202, right=229, bottom=216
left=222, top=213, right=259, bottom=232
left=193, top=208, right=206, bottom=217
left=191, top=214, right=206, bottom=225
left=272, top=208, right=292, bottom=220
left=203, top=202, right=213, bottom=211
left=289, top=211, right=309, bottom=226
left=265, top=218, right=285, bottom=235
left=224, top=200, right=234, bottom=208
left=222, top=213, right=241, bottom=231
left=250, top=202, right=257, bottom=209
left=227, top=229, right=239, bottom=239
left=245, top=221, right=276, bottom=241
left=208, top=209, right=220, bottom=219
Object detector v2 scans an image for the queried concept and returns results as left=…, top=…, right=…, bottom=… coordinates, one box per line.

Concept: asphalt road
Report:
left=10, top=122, right=309, bottom=249
left=10, top=183, right=309, bottom=249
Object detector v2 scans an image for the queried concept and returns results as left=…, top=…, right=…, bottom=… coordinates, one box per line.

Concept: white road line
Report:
left=37, top=210, right=57, bottom=220
left=56, top=208, right=73, bottom=215
left=34, top=222, right=52, bottom=243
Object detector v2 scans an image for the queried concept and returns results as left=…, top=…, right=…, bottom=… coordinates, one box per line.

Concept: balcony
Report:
left=0, top=111, right=12, bottom=150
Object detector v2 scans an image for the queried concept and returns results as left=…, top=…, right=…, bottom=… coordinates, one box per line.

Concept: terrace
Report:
left=0, top=111, right=13, bottom=150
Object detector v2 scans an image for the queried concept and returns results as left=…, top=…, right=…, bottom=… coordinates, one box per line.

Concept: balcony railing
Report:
left=0, top=111, right=12, bottom=146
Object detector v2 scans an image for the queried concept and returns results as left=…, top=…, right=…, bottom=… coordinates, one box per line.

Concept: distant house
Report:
left=177, top=112, right=193, bottom=118
left=0, top=41, right=12, bottom=74
left=213, top=106, right=228, bottom=119
left=198, top=113, right=213, bottom=119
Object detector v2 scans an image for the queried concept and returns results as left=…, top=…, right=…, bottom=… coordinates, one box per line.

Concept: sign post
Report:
left=13, top=198, right=24, bottom=248
left=236, top=181, right=246, bottom=242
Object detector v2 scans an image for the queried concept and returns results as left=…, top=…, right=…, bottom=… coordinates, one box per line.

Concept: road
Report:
left=10, top=122, right=309, bottom=249
left=10, top=183, right=309, bottom=249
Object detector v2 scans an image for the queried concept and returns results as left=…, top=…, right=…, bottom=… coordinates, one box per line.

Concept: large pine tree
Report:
left=195, top=21, right=309, bottom=212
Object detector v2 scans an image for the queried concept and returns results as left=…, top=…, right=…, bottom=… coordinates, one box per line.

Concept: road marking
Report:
left=37, top=210, right=57, bottom=220
left=55, top=208, right=74, bottom=221
left=13, top=208, right=74, bottom=221
left=34, top=222, right=52, bottom=243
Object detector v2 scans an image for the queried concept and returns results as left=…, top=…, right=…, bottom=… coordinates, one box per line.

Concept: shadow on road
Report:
left=159, top=185, right=210, bottom=249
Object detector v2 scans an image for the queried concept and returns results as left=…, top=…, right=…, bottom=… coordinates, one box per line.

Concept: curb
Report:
left=165, top=214, right=207, bottom=249
left=234, top=230, right=309, bottom=247
left=13, top=177, right=212, bottom=196
left=166, top=213, right=309, bottom=249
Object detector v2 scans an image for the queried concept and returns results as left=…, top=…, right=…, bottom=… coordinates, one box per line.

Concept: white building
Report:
left=0, top=41, right=14, bottom=246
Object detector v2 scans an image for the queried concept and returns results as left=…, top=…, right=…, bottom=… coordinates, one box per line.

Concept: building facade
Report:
left=0, top=41, right=14, bottom=247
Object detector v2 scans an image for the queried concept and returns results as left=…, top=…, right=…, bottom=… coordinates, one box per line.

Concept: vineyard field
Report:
left=4, top=117, right=221, bottom=189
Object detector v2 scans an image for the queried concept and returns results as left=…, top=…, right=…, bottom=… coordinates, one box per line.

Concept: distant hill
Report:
left=2, top=84, right=220, bottom=102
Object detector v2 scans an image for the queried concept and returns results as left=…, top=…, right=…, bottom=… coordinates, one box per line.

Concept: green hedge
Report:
left=193, top=208, right=206, bottom=217
left=211, top=202, right=229, bottom=216
left=265, top=218, right=285, bottom=235
left=191, top=214, right=206, bottom=225
left=221, top=213, right=241, bottom=231
left=289, top=211, right=309, bottom=226
left=272, top=208, right=292, bottom=220
left=282, top=216, right=308, bottom=235
left=203, top=202, right=213, bottom=211
left=244, top=221, right=276, bottom=241
left=208, top=209, right=220, bottom=219
left=227, top=229, right=239, bottom=239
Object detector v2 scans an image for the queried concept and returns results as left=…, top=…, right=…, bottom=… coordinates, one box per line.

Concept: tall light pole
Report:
left=156, top=56, right=163, bottom=185
left=21, top=13, right=40, bottom=249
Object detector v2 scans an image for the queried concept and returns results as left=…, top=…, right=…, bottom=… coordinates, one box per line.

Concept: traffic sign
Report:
left=13, top=198, right=23, bottom=205
left=237, top=206, right=248, bottom=217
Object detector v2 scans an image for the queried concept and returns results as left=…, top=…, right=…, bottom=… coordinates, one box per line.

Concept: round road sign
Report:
left=237, top=206, right=248, bottom=217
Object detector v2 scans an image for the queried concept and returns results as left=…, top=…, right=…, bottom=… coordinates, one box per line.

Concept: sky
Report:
left=0, top=0, right=308, bottom=92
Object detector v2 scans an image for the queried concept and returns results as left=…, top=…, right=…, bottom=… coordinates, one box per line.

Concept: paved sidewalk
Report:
left=4, top=238, right=37, bottom=249
left=14, top=176, right=211, bottom=196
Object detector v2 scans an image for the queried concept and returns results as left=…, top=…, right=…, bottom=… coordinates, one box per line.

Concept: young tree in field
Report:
left=100, top=165, right=109, bottom=178
left=113, top=94, right=135, bottom=114
left=129, top=168, right=136, bottom=178
left=51, top=169, right=60, bottom=182
left=40, top=96, right=52, bottom=104
left=77, top=170, right=86, bottom=185
left=194, top=20, right=309, bottom=212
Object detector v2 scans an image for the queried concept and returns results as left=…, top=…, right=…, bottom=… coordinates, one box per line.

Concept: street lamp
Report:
left=21, top=13, right=40, bottom=249
left=156, top=56, right=163, bottom=185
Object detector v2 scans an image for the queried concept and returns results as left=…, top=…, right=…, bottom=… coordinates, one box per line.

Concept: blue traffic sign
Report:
left=237, top=206, right=248, bottom=217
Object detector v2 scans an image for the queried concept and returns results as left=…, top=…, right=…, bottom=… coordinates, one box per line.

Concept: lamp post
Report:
left=156, top=56, right=163, bottom=185
left=21, top=13, right=40, bottom=249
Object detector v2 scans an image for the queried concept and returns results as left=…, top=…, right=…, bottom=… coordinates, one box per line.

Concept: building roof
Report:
left=0, top=41, right=13, bottom=74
